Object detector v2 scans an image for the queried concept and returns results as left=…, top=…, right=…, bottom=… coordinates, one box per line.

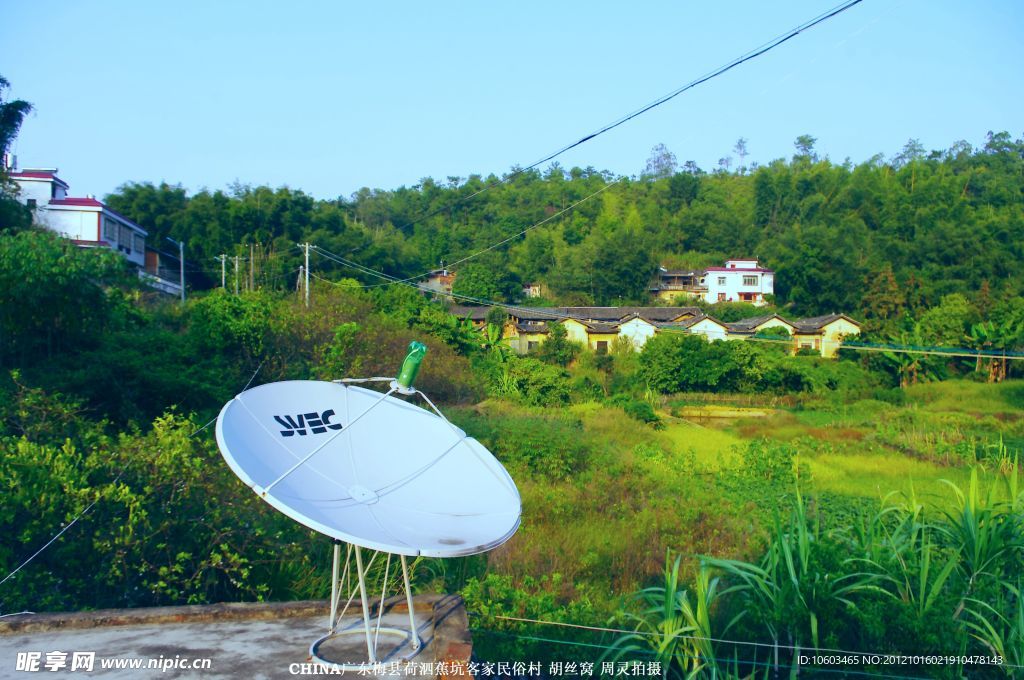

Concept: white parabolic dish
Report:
left=215, top=380, right=521, bottom=558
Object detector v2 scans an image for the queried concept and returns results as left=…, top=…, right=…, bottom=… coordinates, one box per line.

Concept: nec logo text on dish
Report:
left=273, top=410, right=344, bottom=437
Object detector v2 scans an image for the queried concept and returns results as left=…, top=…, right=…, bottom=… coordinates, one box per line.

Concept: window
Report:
left=717, top=276, right=726, bottom=285
left=118, top=225, right=131, bottom=252
left=527, top=341, right=539, bottom=351
left=596, top=341, right=608, bottom=354
left=103, top=217, right=117, bottom=240
left=134, top=234, right=145, bottom=253
left=717, top=293, right=726, bottom=301
left=743, top=275, right=758, bottom=286
left=26, top=198, right=37, bottom=210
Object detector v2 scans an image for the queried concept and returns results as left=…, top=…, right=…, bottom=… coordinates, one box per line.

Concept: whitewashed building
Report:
left=6, top=159, right=182, bottom=295
left=8, top=165, right=147, bottom=267
left=704, top=259, right=774, bottom=305
left=651, top=259, right=775, bottom=306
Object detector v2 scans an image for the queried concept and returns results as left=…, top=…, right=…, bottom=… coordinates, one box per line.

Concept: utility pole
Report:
left=303, top=242, right=311, bottom=308
left=234, top=255, right=240, bottom=295
left=217, top=255, right=226, bottom=289
left=249, top=243, right=255, bottom=291
left=166, top=237, right=186, bottom=304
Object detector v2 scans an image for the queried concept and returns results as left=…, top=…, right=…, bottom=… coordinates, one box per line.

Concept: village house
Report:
left=521, top=282, right=544, bottom=298
left=5, top=156, right=182, bottom=296
left=790, top=314, right=862, bottom=358
left=422, top=268, right=455, bottom=295
left=651, top=259, right=774, bottom=306
left=449, top=304, right=860, bottom=358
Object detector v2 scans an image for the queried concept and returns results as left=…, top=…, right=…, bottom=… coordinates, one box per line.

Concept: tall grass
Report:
left=609, top=465, right=1024, bottom=679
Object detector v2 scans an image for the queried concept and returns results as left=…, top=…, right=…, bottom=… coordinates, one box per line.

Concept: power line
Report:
left=521, top=0, right=865, bottom=173
left=471, top=627, right=934, bottom=680
left=315, top=177, right=621, bottom=290
left=307, top=247, right=1024, bottom=362
left=484, top=614, right=1019, bottom=672
left=440, top=178, right=622, bottom=274
left=368, top=0, right=865, bottom=239
left=0, top=361, right=265, bottom=595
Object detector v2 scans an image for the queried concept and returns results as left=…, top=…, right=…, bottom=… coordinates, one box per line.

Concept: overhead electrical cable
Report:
left=0, top=361, right=266, bottom=595
left=314, top=177, right=622, bottom=288
left=308, top=245, right=1024, bottom=363
left=374, top=0, right=865, bottom=238
left=482, top=614, right=1021, bottom=672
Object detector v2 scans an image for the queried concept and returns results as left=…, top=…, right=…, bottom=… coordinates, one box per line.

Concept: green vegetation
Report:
left=92, top=133, right=1024, bottom=330
left=1, top=93, right=1023, bottom=676
left=0, top=228, right=1021, bottom=676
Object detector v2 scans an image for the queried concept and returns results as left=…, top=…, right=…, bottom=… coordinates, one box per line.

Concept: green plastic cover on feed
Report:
left=396, top=341, right=427, bottom=389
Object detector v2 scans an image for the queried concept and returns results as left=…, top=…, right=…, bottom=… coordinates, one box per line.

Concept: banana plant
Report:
left=965, top=319, right=1023, bottom=382
left=880, top=324, right=939, bottom=388
left=481, top=322, right=513, bottom=363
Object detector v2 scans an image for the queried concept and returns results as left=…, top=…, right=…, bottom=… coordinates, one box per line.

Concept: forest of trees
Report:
left=98, top=132, right=1024, bottom=326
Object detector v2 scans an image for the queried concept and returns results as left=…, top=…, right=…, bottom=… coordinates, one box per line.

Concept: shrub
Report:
left=536, top=322, right=581, bottom=367
left=500, top=357, right=571, bottom=407
left=453, top=409, right=588, bottom=480
left=606, top=394, right=662, bottom=427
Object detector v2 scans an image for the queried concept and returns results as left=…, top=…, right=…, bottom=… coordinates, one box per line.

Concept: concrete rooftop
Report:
left=0, top=596, right=472, bottom=679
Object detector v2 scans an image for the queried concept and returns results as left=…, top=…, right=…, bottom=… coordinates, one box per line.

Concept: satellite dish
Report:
left=215, top=344, right=521, bottom=668
left=216, top=379, right=520, bottom=557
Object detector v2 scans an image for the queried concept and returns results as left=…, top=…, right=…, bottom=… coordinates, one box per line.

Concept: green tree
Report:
left=0, top=230, right=132, bottom=367
left=0, top=75, right=32, bottom=158
left=643, top=143, right=677, bottom=179
left=535, top=322, right=580, bottom=367
left=452, top=262, right=502, bottom=302
left=0, top=75, right=33, bottom=234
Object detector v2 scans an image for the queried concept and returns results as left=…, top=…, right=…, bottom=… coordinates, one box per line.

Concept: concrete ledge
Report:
left=0, top=600, right=331, bottom=634
left=0, top=594, right=473, bottom=671
left=431, top=595, right=473, bottom=676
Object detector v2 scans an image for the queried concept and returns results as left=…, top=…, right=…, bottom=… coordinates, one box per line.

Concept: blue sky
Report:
left=2, top=0, right=1021, bottom=200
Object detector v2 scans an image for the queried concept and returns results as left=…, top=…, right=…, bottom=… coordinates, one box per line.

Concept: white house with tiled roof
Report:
left=8, top=163, right=148, bottom=267
left=705, top=260, right=774, bottom=305
left=652, top=259, right=774, bottom=306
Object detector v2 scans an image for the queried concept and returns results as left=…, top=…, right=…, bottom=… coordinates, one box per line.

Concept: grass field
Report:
left=448, top=380, right=1023, bottom=602
left=656, top=379, right=1022, bottom=505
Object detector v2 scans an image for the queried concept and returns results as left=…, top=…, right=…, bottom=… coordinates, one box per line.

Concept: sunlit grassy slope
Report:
left=657, top=379, right=1022, bottom=505
left=449, top=380, right=1022, bottom=600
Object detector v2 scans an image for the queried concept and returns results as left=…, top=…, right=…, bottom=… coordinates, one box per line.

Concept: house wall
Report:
left=522, top=284, right=544, bottom=298
left=704, top=269, right=774, bottom=305
left=561, top=319, right=590, bottom=346
left=793, top=332, right=822, bottom=354
left=819, top=318, right=861, bottom=358
left=655, top=289, right=701, bottom=303
left=12, top=177, right=55, bottom=206
left=690, top=319, right=729, bottom=341
left=99, top=212, right=146, bottom=266
left=588, top=332, right=619, bottom=352
left=618, top=318, right=658, bottom=349
left=517, top=332, right=548, bottom=354
left=38, top=208, right=99, bottom=242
